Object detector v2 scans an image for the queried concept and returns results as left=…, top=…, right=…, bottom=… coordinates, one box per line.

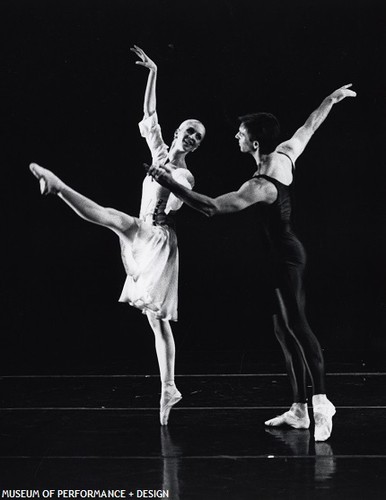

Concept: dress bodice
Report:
left=139, top=169, right=193, bottom=225
left=138, top=112, right=194, bottom=226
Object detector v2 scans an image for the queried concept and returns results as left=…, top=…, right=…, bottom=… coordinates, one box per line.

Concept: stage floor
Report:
left=1, top=357, right=386, bottom=499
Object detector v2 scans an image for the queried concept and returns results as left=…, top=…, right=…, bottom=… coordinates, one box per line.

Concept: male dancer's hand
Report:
left=329, top=83, right=357, bottom=103
left=146, top=163, right=176, bottom=188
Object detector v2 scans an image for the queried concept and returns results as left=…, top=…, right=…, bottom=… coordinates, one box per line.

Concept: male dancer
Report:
left=147, top=83, right=356, bottom=441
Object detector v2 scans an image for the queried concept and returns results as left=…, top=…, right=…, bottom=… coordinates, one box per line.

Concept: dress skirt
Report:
left=118, top=219, right=179, bottom=322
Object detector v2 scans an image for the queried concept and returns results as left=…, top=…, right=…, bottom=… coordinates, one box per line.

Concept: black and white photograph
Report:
left=1, top=0, right=385, bottom=497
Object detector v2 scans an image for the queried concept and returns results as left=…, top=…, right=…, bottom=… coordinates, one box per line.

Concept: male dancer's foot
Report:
left=312, top=395, right=336, bottom=442
left=265, top=403, right=310, bottom=429
left=29, top=163, right=62, bottom=195
left=160, top=382, right=182, bottom=426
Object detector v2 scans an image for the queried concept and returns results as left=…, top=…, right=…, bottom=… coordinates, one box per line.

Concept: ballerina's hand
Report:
left=329, top=83, right=357, bottom=103
left=130, top=45, right=157, bottom=72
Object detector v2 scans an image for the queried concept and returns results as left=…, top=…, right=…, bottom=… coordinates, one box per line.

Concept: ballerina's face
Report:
left=174, top=120, right=206, bottom=153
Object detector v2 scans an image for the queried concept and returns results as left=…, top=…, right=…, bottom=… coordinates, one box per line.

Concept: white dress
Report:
left=118, top=112, right=194, bottom=322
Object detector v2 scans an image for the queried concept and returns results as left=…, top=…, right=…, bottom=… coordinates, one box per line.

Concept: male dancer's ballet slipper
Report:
left=160, top=388, right=182, bottom=426
left=265, top=405, right=310, bottom=429
left=313, top=401, right=336, bottom=442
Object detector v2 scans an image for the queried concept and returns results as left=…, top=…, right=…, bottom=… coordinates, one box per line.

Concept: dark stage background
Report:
left=1, top=0, right=385, bottom=373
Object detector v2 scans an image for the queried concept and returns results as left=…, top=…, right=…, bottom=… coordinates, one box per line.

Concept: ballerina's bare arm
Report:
left=130, top=45, right=158, bottom=118
left=277, top=83, right=357, bottom=162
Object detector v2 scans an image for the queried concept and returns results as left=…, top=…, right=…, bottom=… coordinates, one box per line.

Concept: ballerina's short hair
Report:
left=238, top=112, right=280, bottom=154
left=178, top=119, right=206, bottom=138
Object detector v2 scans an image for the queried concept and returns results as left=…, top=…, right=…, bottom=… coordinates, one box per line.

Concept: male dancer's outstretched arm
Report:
left=147, top=83, right=356, bottom=213
left=278, top=83, right=356, bottom=162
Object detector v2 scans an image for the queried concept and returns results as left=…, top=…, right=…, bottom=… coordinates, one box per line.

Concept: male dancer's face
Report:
left=235, top=124, right=254, bottom=154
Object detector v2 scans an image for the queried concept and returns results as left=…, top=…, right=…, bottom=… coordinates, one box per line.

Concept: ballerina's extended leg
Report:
left=29, top=162, right=138, bottom=239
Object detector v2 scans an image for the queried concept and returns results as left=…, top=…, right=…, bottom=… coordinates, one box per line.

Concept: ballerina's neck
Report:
left=167, top=153, right=187, bottom=169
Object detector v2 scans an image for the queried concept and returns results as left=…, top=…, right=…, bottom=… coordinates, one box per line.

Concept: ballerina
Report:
left=30, top=45, right=206, bottom=425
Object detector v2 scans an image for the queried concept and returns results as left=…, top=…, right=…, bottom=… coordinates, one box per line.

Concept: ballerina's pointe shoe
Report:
left=29, top=163, right=57, bottom=195
left=265, top=405, right=310, bottom=429
left=39, top=177, right=47, bottom=195
left=313, top=401, right=336, bottom=442
left=160, top=387, right=182, bottom=426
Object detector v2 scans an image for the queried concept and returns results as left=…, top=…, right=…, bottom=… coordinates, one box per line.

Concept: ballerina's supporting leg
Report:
left=147, top=313, right=182, bottom=426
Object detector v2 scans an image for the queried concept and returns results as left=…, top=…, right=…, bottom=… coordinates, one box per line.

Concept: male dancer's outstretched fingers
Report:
left=330, top=83, right=357, bottom=102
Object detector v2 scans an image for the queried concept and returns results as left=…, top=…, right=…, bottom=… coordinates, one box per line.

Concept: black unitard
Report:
left=254, top=152, right=326, bottom=401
